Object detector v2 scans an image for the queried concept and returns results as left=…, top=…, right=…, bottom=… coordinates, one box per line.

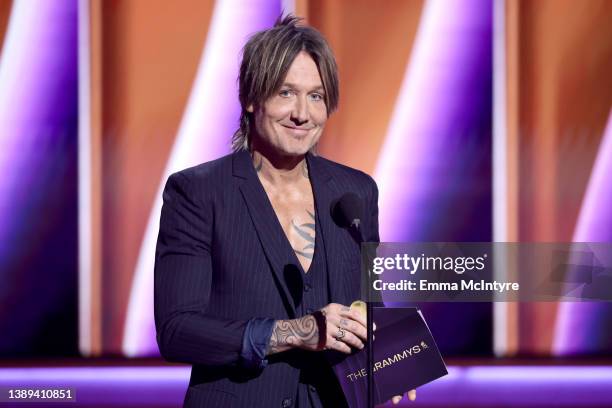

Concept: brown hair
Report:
left=232, top=14, right=339, bottom=152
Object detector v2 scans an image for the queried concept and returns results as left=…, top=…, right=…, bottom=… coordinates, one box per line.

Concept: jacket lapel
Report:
left=233, top=151, right=353, bottom=316
left=233, top=151, right=297, bottom=317
left=307, top=153, right=351, bottom=306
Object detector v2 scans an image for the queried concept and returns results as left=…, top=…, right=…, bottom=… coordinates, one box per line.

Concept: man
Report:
left=154, top=15, right=409, bottom=407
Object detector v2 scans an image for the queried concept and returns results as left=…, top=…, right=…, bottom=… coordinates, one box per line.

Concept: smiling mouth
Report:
left=282, top=125, right=312, bottom=136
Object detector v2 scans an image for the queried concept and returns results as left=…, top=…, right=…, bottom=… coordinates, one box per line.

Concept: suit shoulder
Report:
left=168, top=153, right=233, bottom=185
left=164, top=153, right=235, bottom=203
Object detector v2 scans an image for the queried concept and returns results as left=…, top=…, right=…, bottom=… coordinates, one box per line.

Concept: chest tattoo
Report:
left=291, top=210, right=315, bottom=260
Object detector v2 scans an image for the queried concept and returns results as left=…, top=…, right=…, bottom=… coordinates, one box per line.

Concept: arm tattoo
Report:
left=292, top=210, right=316, bottom=260
left=268, top=316, right=318, bottom=354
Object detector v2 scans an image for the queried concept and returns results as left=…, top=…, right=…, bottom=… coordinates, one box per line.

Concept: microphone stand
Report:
left=350, top=219, right=375, bottom=408
left=367, top=264, right=374, bottom=408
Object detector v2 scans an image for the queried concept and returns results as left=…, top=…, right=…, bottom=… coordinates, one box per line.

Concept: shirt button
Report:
left=304, top=283, right=311, bottom=292
left=309, top=385, right=317, bottom=393
left=281, top=397, right=293, bottom=407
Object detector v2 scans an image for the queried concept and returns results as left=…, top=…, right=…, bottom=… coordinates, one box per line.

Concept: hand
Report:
left=390, top=389, right=417, bottom=405
left=267, top=303, right=366, bottom=355
left=310, top=302, right=367, bottom=353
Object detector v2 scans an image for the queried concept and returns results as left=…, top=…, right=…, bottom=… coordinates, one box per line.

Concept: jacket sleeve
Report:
left=154, top=171, right=248, bottom=366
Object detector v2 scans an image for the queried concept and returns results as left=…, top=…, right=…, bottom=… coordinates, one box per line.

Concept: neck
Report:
left=250, top=148, right=309, bottom=185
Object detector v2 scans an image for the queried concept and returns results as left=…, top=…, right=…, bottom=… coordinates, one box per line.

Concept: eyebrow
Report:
left=281, top=82, right=325, bottom=92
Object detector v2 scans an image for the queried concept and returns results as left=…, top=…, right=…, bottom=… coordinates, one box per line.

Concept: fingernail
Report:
left=408, top=389, right=417, bottom=401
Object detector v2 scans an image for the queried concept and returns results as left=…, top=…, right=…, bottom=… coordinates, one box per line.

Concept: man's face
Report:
left=249, top=51, right=328, bottom=157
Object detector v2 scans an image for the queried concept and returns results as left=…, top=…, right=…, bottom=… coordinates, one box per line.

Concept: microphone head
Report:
left=331, top=193, right=363, bottom=229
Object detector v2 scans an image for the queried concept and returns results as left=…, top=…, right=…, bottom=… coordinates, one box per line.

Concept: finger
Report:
left=320, top=303, right=336, bottom=316
left=321, top=303, right=346, bottom=316
left=327, top=336, right=351, bottom=354
left=337, top=310, right=367, bottom=341
left=329, top=321, right=364, bottom=349
left=408, top=389, right=416, bottom=401
left=336, top=317, right=367, bottom=342
left=334, top=303, right=351, bottom=313
left=330, top=303, right=362, bottom=325
left=340, top=307, right=366, bottom=328
left=340, top=329, right=365, bottom=350
left=391, top=395, right=402, bottom=404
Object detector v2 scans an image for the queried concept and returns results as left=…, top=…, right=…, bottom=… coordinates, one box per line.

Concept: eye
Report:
left=309, top=93, right=324, bottom=102
left=279, top=89, right=294, bottom=97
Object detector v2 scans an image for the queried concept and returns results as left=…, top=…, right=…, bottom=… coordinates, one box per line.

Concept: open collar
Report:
left=233, top=150, right=351, bottom=317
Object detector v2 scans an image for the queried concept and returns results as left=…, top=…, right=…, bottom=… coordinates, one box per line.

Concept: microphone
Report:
left=331, top=193, right=364, bottom=244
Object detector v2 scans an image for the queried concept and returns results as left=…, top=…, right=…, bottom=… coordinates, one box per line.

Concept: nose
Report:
left=291, top=95, right=309, bottom=124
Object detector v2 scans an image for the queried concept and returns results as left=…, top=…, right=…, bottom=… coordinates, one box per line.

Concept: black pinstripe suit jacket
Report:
left=154, top=150, right=379, bottom=407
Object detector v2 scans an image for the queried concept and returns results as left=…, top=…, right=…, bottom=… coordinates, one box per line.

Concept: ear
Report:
left=246, top=104, right=254, bottom=113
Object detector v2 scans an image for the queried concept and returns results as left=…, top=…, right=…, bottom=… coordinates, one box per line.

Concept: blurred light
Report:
left=122, top=0, right=282, bottom=357
left=555, top=111, right=612, bottom=355
left=374, top=0, right=492, bottom=241
left=2, top=366, right=612, bottom=406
